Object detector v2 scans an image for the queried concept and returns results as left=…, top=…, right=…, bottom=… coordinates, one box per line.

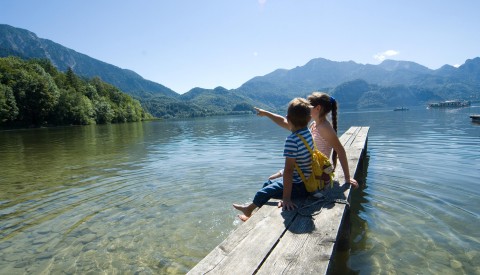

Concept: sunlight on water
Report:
left=1, top=107, right=479, bottom=274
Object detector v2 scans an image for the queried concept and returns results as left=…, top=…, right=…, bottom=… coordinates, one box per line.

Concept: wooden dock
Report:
left=188, top=126, right=370, bottom=275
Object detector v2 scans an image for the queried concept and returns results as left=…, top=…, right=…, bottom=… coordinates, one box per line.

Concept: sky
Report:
left=1, top=0, right=479, bottom=94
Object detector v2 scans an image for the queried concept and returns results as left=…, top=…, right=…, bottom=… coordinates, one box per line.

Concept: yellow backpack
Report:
left=294, top=134, right=334, bottom=192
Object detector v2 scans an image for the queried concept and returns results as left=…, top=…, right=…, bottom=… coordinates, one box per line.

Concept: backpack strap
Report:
left=295, top=133, right=317, bottom=153
left=293, top=133, right=314, bottom=184
left=294, top=163, right=307, bottom=184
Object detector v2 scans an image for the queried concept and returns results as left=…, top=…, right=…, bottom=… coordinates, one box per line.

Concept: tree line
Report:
left=0, top=57, right=152, bottom=127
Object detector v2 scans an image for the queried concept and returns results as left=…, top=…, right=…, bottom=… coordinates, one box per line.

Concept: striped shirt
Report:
left=283, top=127, right=313, bottom=184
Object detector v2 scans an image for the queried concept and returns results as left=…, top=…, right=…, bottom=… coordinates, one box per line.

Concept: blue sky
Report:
left=2, top=1, right=479, bottom=94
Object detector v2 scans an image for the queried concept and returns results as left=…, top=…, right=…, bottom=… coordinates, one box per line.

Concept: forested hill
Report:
left=0, top=57, right=152, bottom=127
left=0, top=24, right=177, bottom=99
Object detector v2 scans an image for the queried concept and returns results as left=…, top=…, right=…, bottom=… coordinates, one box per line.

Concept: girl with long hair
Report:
left=255, top=92, right=359, bottom=189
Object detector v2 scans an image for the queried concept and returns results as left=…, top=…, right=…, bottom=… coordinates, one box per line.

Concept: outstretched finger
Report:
left=254, top=107, right=265, bottom=116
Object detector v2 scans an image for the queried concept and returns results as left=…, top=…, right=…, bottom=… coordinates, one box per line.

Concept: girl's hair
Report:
left=307, top=92, right=338, bottom=165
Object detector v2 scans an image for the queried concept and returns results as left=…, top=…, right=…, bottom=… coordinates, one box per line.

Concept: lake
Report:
left=1, top=106, right=479, bottom=274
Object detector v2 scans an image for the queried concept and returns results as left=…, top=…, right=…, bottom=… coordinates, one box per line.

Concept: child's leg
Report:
left=233, top=179, right=284, bottom=221
left=232, top=203, right=257, bottom=221
left=253, top=179, right=284, bottom=205
left=254, top=179, right=308, bottom=204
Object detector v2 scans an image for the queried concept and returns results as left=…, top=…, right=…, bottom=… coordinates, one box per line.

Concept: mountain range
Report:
left=1, top=24, right=479, bottom=117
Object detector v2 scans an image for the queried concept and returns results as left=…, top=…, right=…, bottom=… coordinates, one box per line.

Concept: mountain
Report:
left=0, top=24, right=178, bottom=99
left=232, top=57, right=480, bottom=109
left=235, top=58, right=434, bottom=101
left=180, top=86, right=255, bottom=112
left=139, top=87, right=256, bottom=118
left=2, top=24, right=479, bottom=116
left=454, top=57, right=480, bottom=84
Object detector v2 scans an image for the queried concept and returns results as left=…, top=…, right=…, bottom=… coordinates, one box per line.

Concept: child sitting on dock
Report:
left=233, top=98, right=313, bottom=221
left=256, top=92, right=358, bottom=190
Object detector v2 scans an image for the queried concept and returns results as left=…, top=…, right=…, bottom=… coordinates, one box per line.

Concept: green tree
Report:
left=54, top=88, right=95, bottom=125
left=94, top=96, right=115, bottom=124
left=30, top=58, right=58, bottom=77
left=13, top=64, right=60, bottom=125
left=0, top=83, right=18, bottom=122
left=83, top=84, right=98, bottom=100
left=65, top=67, right=80, bottom=90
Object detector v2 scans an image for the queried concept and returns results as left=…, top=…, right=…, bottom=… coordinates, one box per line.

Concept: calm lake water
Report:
left=1, top=106, right=479, bottom=274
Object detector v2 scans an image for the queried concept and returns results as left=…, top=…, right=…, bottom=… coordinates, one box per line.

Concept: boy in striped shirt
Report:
left=233, top=98, right=313, bottom=221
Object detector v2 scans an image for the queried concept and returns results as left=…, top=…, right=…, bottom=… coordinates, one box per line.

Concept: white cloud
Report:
left=258, top=0, right=267, bottom=8
left=453, top=64, right=461, bottom=68
left=373, top=50, right=400, bottom=62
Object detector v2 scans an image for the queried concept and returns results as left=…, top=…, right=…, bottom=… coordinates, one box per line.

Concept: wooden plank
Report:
left=339, top=126, right=361, bottom=147
left=187, top=200, right=296, bottom=275
left=256, top=127, right=369, bottom=275
left=256, top=202, right=344, bottom=275
left=188, top=127, right=369, bottom=275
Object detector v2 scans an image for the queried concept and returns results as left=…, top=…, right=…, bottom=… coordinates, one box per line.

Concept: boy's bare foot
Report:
left=233, top=203, right=253, bottom=216
left=237, top=214, right=250, bottom=222
left=233, top=203, right=255, bottom=221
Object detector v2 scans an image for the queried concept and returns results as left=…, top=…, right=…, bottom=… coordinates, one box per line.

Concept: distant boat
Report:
left=428, top=100, right=471, bottom=108
left=470, top=114, right=480, bottom=122
left=394, top=107, right=409, bottom=111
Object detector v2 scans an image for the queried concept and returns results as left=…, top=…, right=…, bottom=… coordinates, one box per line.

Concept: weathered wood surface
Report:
left=188, top=126, right=369, bottom=275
